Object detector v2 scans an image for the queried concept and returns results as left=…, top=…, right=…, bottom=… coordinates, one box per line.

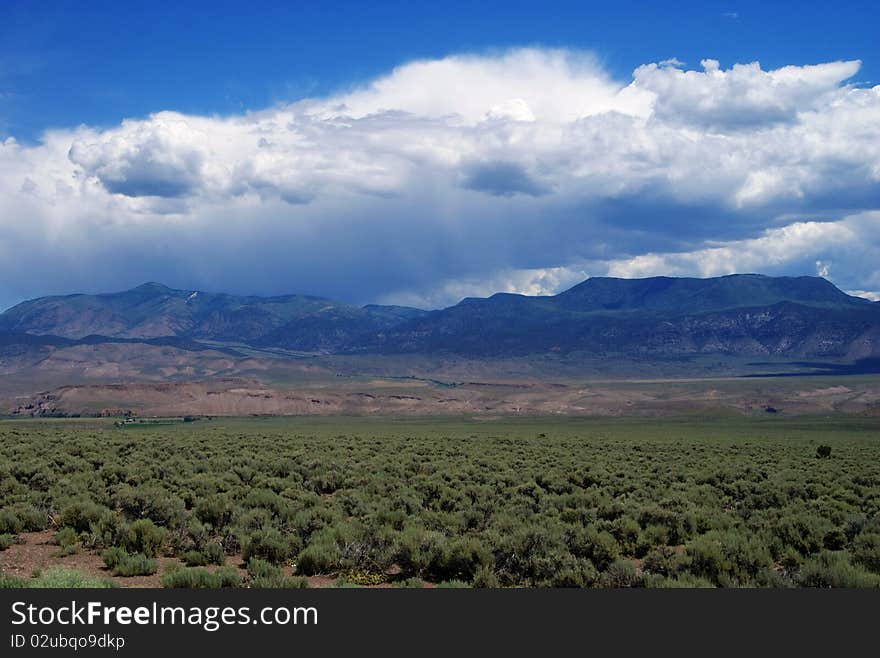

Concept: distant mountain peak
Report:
left=130, top=282, right=176, bottom=294
left=553, top=273, right=857, bottom=314
left=1, top=274, right=877, bottom=359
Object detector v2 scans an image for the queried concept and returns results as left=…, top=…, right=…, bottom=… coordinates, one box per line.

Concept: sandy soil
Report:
left=6, top=374, right=880, bottom=419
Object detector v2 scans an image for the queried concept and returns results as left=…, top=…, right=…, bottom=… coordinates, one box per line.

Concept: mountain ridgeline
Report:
left=2, top=275, right=879, bottom=360
left=0, top=282, right=427, bottom=352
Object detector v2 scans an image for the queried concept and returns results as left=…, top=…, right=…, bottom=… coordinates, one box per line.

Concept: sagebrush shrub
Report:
left=853, top=533, right=880, bottom=573
left=643, top=573, right=715, bottom=588
left=183, top=550, right=208, bottom=567
left=642, top=545, right=683, bottom=577
left=61, top=501, right=105, bottom=534
left=160, top=565, right=239, bottom=588
left=245, top=558, right=309, bottom=588
left=684, top=534, right=729, bottom=584
left=0, top=505, right=45, bottom=534
left=102, top=547, right=157, bottom=576
left=394, top=577, right=426, bottom=588
left=600, top=559, right=643, bottom=588
left=296, top=540, right=342, bottom=575
left=471, top=565, right=499, bottom=588
left=567, top=526, right=620, bottom=571
left=195, top=495, right=234, bottom=528
left=438, top=535, right=493, bottom=583
left=30, top=567, right=116, bottom=588
left=87, top=510, right=126, bottom=549
left=116, top=554, right=157, bottom=577
left=124, top=519, right=166, bottom=557
left=0, top=510, right=18, bottom=535
left=116, top=485, right=184, bottom=526
left=395, top=526, right=445, bottom=578
left=241, top=527, right=297, bottom=565
left=54, top=527, right=79, bottom=556
left=799, top=551, right=880, bottom=588
left=3, top=416, right=880, bottom=589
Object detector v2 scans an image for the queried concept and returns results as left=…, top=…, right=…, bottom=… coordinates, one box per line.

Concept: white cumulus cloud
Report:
left=0, top=48, right=879, bottom=310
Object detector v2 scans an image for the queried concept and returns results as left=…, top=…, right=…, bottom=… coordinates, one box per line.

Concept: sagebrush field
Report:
left=1, top=415, right=879, bottom=588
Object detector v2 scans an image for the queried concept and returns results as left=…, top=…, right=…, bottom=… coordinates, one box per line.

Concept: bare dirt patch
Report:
left=0, top=531, right=248, bottom=588
left=1, top=532, right=405, bottom=588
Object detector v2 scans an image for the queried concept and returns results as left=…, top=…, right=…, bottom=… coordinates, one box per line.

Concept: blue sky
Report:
left=1, top=1, right=879, bottom=310
left=3, top=0, right=877, bottom=142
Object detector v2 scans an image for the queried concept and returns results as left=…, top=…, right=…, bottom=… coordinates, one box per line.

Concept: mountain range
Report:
left=2, top=274, right=879, bottom=360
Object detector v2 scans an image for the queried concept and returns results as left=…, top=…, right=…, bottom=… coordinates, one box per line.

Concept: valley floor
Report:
left=1, top=415, right=879, bottom=588
left=4, top=372, right=880, bottom=419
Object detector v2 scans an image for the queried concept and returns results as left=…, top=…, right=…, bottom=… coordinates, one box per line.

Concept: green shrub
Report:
left=184, top=549, right=208, bottom=566
left=87, top=510, right=126, bottom=549
left=0, top=510, right=20, bottom=535
left=241, top=527, right=297, bottom=565
left=102, top=547, right=157, bottom=576
left=116, top=485, right=184, bottom=526
left=54, top=526, right=78, bottom=546
left=610, top=516, right=641, bottom=555
left=161, top=566, right=213, bottom=588
left=396, top=526, right=445, bottom=578
left=853, top=533, right=880, bottom=573
left=816, top=445, right=832, bottom=459
left=60, top=501, right=105, bottom=533
left=436, top=580, right=470, bottom=588
left=160, top=565, right=240, bottom=588
left=684, top=530, right=773, bottom=586
left=114, top=554, right=157, bottom=577
left=102, top=546, right=127, bottom=570
left=642, top=545, right=684, bottom=577
left=195, top=495, right=234, bottom=528
left=246, top=558, right=306, bottom=588
left=439, top=536, right=493, bottom=583
left=30, top=567, right=116, bottom=588
left=799, top=551, right=880, bottom=588
left=247, top=557, right=279, bottom=580
left=4, top=412, right=880, bottom=590
left=394, top=577, right=426, bottom=588
left=567, top=526, right=619, bottom=571
left=0, top=505, right=45, bottom=534
left=18, top=504, right=47, bottom=531
left=716, top=531, right=773, bottom=586
left=297, top=539, right=342, bottom=575
left=644, top=573, right=716, bottom=588
left=280, top=576, right=309, bottom=588
left=213, top=565, right=241, bottom=588
left=203, top=541, right=226, bottom=565
left=124, top=519, right=166, bottom=557
left=471, top=565, right=500, bottom=588
left=636, top=524, right=671, bottom=557
left=774, top=513, right=830, bottom=558
left=54, top=527, right=79, bottom=556
left=637, top=506, right=689, bottom=545
left=178, top=517, right=210, bottom=553
left=599, top=559, right=643, bottom=588
left=0, top=534, right=15, bottom=551
left=547, top=558, right=598, bottom=588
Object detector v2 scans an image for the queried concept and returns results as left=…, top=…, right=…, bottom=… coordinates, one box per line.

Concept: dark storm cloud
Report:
left=460, top=161, right=549, bottom=197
